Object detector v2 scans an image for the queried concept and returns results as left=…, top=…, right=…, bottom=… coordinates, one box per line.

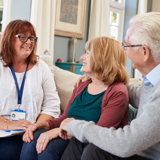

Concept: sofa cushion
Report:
left=53, top=65, right=81, bottom=113
left=128, top=78, right=141, bottom=123
left=128, top=104, right=138, bottom=124
left=40, top=51, right=81, bottom=113
left=129, top=78, right=142, bottom=86
left=39, top=49, right=54, bottom=74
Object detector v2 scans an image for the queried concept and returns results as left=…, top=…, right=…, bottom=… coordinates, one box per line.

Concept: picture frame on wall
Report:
left=55, top=0, right=87, bottom=39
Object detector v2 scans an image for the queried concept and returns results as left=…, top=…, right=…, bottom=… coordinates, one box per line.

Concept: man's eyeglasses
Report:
left=15, top=35, right=38, bottom=43
left=122, top=41, right=152, bottom=52
left=122, top=41, right=142, bottom=51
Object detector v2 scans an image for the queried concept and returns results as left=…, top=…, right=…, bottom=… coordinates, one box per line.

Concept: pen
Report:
left=5, top=130, right=24, bottom=132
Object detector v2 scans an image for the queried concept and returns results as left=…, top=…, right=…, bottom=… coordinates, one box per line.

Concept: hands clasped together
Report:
left=22, top=118, right=75, bottom=154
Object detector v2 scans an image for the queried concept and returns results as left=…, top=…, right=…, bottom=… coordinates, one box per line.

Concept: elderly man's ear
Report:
left=143, top=46, right=150, bottom=62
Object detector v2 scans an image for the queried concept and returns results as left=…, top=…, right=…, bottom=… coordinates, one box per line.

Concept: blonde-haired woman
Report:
left=60, top=36, right=130, bottom=160
left=21, top=36, right=129, bottom=160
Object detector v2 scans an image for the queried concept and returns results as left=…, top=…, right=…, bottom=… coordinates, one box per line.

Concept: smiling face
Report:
left=0, top=20, right=37, bottom=67
left=80, top=50, right=92, bottom=74
left=13, top=31, right=35, bottom=61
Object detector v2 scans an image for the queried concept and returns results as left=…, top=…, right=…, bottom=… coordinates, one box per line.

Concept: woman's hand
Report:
left=59, top=118, right=75, bottom=140
left=23, top=122, right=47, bottom=143
left=8, top=120, right=33, bottom=130
left=36, top=128, right=59, bottom=154
left=76, top=74, right=90, bottom=87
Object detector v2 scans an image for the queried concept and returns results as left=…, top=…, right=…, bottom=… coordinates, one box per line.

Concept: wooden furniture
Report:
left=55, top=62, right=83, bottom=75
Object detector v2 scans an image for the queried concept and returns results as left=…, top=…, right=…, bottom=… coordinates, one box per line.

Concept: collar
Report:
left=142, top=64, right=160, bottom=86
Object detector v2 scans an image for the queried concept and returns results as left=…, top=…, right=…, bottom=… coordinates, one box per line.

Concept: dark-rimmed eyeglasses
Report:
left=122, top=41, right=142, bottom=51
left=15, top=35, right=38, bottom=43
left=122, top=41, right=152, bottom=52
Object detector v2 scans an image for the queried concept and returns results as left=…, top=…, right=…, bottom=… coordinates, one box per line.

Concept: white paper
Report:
left=0, top=129, right=25, bottom=138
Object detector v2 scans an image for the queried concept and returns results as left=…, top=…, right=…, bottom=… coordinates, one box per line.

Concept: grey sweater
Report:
left=67, top=80, right=160, bottom=160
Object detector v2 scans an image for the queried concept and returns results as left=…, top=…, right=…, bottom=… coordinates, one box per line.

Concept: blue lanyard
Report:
left=10, top=61, right=29, bottom=106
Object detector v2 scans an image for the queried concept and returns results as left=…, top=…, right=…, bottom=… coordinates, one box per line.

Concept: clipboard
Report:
left=0, top=129, right=25, bottom=138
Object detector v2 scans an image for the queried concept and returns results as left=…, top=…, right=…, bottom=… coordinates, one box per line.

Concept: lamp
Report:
left=69, top=37, right=77, bottom=63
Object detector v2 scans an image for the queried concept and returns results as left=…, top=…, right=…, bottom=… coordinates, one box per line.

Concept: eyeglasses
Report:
left=122, top=41, right=152, bottom=52
left=122, top=41, right=142, bottom=51
left=15, top=35, right=38, bottom=43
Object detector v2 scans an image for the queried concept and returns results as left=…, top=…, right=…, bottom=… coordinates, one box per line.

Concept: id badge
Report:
left=11, top=109, right=26, bottom=121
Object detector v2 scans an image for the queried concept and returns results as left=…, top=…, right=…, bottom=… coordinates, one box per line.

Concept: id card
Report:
left=11, top=109, right=26, bottom=121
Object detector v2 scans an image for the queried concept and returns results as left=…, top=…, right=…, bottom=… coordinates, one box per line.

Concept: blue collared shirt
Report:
left=142, top=64, right=160, bottom=86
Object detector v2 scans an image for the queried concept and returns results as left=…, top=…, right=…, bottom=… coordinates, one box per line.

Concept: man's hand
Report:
left=59, top=118, right=75, bottom=140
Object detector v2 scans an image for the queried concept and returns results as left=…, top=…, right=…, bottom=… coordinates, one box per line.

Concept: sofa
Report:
left=40, top=52, right=142, bottom=119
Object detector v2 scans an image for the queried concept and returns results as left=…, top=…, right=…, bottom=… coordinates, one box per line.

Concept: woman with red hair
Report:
left=0, top=20, right=60, bottom=160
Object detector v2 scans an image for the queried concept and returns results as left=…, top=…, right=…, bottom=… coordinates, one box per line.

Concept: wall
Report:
left=123, top=0, right=138, bottom=76
left=152, top=0, right=160, bottom=12
left=10, top=0, right=32, bottom=21
left=9, top=0, right=153, bottom=76
left=148, top=0, right=153, bottom=12
left=123, top=0, right=153, bottom=76
left=54, top=0, right=91, bottom=64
